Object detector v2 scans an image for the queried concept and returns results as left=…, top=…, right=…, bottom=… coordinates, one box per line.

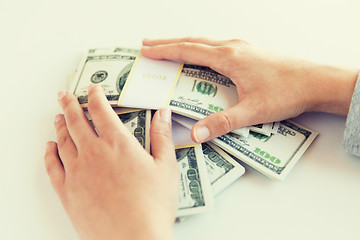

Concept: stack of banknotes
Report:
left=69, top=48, right=318, bottom=218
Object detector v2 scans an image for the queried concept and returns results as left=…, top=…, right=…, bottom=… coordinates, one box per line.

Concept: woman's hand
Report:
left=142, top=37, right=358, bottom=142
left=44, top=84, right=179, bottom=240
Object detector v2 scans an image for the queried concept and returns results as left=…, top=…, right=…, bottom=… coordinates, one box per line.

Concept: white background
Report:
left=1, top=0, right=360, bottom=239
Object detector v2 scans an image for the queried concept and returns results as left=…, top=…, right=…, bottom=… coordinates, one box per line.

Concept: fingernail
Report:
left=46, top=141, right=52, bottom=148
left=194, top=126, right=210, bottom=142
left=88, top=84, right=96, bottom=91
left=54, top=114, right=64, bottom=123
left=57, top=90, right=66, bottom=101
left=159, top=108, right=171, bottom=123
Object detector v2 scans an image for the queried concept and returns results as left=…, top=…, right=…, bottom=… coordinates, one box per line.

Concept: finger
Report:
left=57, top=90, right=97, bottom=146
left=191, top=104, right=253, bottom=142
left=54, top=114, right=77, bottom=169
left=87, top=84, right=133, bottom=142
left=44, top=141, right=65, bottom=197
left=150, top=108, right=176, bottom=163
left=141, top=42, right=222, bottom=70
left=143, top=37, right=224, bottom=47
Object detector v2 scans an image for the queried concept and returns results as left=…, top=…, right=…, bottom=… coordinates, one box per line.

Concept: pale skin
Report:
left=142, top=38, right=359, bottom=143
left=45, top=38, right=359, bottom=240
left=44, top=84, right=178, bottom=240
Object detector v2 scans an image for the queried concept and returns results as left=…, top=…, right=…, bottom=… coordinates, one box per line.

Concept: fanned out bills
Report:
left=75, top=47, right=318, bottom=219
left=175, top=145, right=214, bottom=217
left=171, top=121, right=245, bottom=195
left=70, top=47, right=270, bottom=136
left=112, top=110, right=244, bottom=218
left=202, top=142, right=245, bottom=195
left=212, top=120, right=317, bottom=180
left=172, top=114, right=318, bottom=180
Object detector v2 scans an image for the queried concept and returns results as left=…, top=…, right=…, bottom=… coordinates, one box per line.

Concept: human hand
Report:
left=142, top=37, right=358, bottom=142
left=44, top=84, right=179, bottom=240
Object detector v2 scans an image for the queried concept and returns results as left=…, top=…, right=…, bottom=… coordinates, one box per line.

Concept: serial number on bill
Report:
left=142, top=73, right=167, bottom=80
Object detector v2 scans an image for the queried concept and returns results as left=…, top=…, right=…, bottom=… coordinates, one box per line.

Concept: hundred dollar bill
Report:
left=116, top=109, right=151, bottom=152
left=211, top=120, right=318, bottom=180
left=171, top=121, right=244, bottom=194
left=176, top=145, right=214, bottom=217
left=202, top=142, right=245, bottom=195
left=169, top=64, right=238, bottom=119
left=70, top=49, right=249, bottom=135
left=70, top=48, right=139, bottom=107
left=175, top=142, right=244, bottom=223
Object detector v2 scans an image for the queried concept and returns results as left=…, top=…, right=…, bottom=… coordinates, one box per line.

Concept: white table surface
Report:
left=1, top=0, right=360, bottom=239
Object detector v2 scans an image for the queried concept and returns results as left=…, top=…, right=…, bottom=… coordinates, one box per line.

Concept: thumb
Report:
left=150, top=108, right=176, bottom=162
left=191, top=104, right=252, bottom=143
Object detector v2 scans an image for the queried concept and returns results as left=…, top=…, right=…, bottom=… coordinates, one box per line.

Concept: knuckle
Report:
left=57, top=134, right=71, bottom=149
left=80, top=147, right=99, bottom=162
left=227, top=38, right=249, bottom=46
left=214, top=112, right=234, bottom=134
left=151, top=127, right=171, bottom=139
left=177, top=42, right=191, bottom=57
left=44, top=150, right=55, bottom=164
left=105, top=134, right=123, bottom=149
left=60, top=93, right=75, bottom=111
left=65, top=111, right=83, bottom=128
left=228, top=38, right=243, bottom=44
left=87, top=96, right=102, bottom=112
left=217, top=46, right=237, bottom=56
left=80, top=139, right=105, bottom=159
left=45, top=160, right=56, bottom=175
left=44, top=156, right=60, bottom=176
left=55, top=117, right=66, bottom=131
left=212, top=46, right=241, bottom=74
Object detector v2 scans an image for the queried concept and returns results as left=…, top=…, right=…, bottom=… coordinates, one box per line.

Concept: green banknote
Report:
left=176, top=145, right=213, bottom=217
left=202, top=142, right=245, bottom=195
left=212, top=120, right=318, bottom=180
left=70, top=48, right=139, bottom=107
left=116, top=109, right=151, bottom=152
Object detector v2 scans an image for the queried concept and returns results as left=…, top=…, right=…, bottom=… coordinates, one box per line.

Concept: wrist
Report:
left=291, top=61, right=359, bottom=116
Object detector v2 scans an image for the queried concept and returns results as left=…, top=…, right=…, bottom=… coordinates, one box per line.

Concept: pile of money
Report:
left=70, top=48, right=318, bottom=218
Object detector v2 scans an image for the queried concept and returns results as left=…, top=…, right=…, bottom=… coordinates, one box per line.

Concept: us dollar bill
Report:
left=176, top=142, right=245, bottom=223
left=202, top=142, right=245, bottom=195
left=211, top=120, right=318, bottom=180
left=169, top=64, right=238, bottom=120
left=176, top=145, right=214, bottom=217
left=70, top=48, right=250, bottom=135
left=70, top=48, right=139, bottom=107
left=116, top=109, right=151, bottom=152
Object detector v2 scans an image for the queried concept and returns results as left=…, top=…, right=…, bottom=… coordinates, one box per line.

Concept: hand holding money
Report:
left=44, top=85, right=179, bottom=240
left=142, top=37, right=357, bottom=142
left=45, top=36, right=357, bottom=240
left=69, top=44, right=318, bottom=182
